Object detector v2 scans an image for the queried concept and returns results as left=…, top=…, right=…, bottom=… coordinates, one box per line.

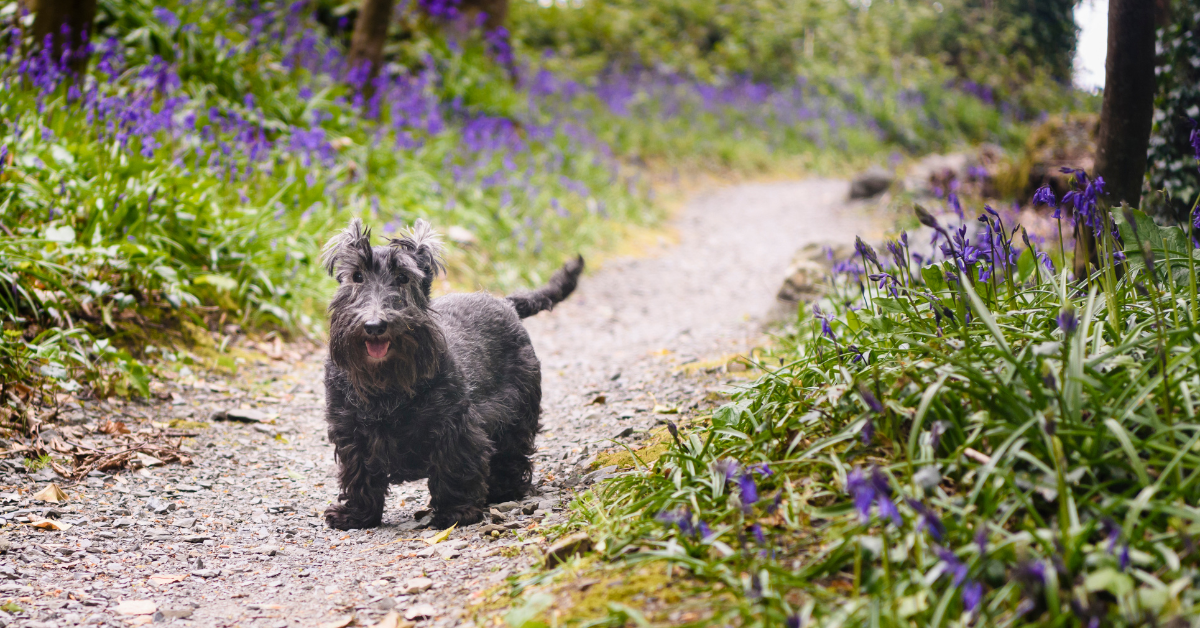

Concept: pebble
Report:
left=400, top=577, right=433, bottom=594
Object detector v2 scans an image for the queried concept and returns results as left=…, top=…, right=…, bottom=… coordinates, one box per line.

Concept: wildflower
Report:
left=656, top=508, right=695, bottom=537
left=713, top=459, right=740, bottom=483
left=1032, top=185, right=1057, bottom=208
left=860, top=419, right=874, bottom=445
left=983, top=204, right=999, bottom=217
left=975, top=528, right=988, bottom=553
left=962, top=580, right=983, bottom=612
left=749, top=462, right=773, bottom=476
left=785, top=616, right=803, bottom=628
left=846, top=467, right=875, bottom=523
left=750, top=523, right=765, bottom=545
left=1057, top=308, right=1078, bottom=336
left=869, top=467, right=901, bottom=525
left=858, top=384, right=883, bottom=413
left=855, top=236, right=880, bottom=268
left=0, top=144, right=7, bottom=175
left=906, top=498, right=945, bottom=541
left=737, top=472, right=759, bottom=510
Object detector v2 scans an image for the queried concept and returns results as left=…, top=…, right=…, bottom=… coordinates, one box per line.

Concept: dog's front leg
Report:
left=324, top=430, right=388, bottom=530
left=427, top=412, right=491, bottom=528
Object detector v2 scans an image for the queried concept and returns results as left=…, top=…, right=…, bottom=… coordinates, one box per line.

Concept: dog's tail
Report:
left=507, top=255, right=585, bottom=318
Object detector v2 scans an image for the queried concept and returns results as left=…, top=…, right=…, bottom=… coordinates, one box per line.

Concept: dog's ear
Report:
left=322, top=218, right=373, bottom=279
left=389, top=219, right=445, bottom=298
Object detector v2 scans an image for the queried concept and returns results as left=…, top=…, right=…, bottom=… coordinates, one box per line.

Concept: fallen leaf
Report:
left=135, top=452, right=163, bottom=467
left=422, top=524, right=456, bottom=546
left=147, top=573, right=187, bottom=586
left=369, top=610, right=415, bottom=628
left=99, top=420, right=130, bottom=435
left=27, top=519, right=72, bottom=531
left=319, top=614, right=355, bottom=628
left=126, top=616, right=153, bottom=626
left=114, top=600, right=157, bottom=616
left=652, top=405, right=678, bottom=414
left=33, top=483, right=68, bottom=503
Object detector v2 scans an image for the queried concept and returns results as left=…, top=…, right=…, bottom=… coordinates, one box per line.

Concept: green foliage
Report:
left=0, top=0, right=650, bottom=406
left=511, top=0, right=1083, bottom=118
left=524, top=202, right=1200, bottom=625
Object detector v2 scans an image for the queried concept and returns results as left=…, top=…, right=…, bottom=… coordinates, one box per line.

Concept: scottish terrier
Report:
left=320, top=218, right=583, bottom=530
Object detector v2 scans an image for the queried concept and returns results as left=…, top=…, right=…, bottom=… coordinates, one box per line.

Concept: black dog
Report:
left=320, top=218, right=582, bottom=530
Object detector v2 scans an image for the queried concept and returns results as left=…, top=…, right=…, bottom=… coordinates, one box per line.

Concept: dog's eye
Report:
left=352, top=271, right=364, bottom=284
left=395, top=274, right=409, bottom=285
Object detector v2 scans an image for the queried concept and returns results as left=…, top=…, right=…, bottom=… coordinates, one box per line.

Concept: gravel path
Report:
left=0, top=179, right=873, bottom=628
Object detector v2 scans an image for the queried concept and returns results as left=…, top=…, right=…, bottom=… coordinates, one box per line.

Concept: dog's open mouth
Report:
left=365, top=339, right=390, bottom=359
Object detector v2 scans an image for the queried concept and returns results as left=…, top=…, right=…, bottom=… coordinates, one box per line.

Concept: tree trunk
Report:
left=347, top=0, right=395, bottom=85
left=30, top=0, right=97, bottom=74
left=1074, top=0, right=1157, bottom=278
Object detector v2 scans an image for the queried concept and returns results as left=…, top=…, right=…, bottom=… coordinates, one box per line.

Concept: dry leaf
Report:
left=319, top=614, right=355, bottom=628
left=369, top=610, right=415, bottom=628
left=114, top=600, right=157, bottom=616
left=27, top=519, right=72, bottom=531
left=147, top=573, right=187, bottom=586
left=33, top=483, right=68, bottom=503
left=422, top=524, right=456, bottom=546
left=99, top=420, right=130, bottom=435
left=135, top=452, right=163, bottom=467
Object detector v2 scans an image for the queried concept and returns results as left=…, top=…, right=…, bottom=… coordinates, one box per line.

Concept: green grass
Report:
left=494, top=195, right=1200, bottom=626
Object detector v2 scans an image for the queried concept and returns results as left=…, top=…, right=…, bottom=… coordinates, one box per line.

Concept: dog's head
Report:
left=322, top=218, right=447, bottom=397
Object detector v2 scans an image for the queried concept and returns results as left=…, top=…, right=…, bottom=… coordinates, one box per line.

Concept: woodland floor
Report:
left=0, top=179, right=877, bottom=628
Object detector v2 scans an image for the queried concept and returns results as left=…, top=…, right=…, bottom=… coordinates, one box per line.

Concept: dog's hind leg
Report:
left=486, top=416, right=537, bottom=504
left=427, top=410, right=492, bottom=528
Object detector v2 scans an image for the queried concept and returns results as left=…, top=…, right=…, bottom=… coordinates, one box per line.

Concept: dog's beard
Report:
left=329, top=312, right=446, bottom=400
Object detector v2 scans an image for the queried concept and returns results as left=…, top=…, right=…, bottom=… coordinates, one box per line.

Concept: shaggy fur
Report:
left=321, top=218, right=583, bottom=530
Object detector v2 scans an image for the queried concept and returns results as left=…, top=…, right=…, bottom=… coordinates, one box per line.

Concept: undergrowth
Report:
left=498, top=161, right=1200, bottom=626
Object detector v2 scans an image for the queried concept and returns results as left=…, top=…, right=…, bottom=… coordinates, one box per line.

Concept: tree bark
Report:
left=347, top=0, right=395, bottom=84
left=1074, top=0, right=1157, bottom=278
left=30, top=0, right=97, bottom=74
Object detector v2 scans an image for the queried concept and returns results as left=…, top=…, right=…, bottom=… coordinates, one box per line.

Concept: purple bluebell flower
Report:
left=0, top=145, right=7, bottom=175
left=975, top=528, right=988, bottom=553
left=713, top=459, right=740, bottom=484
left=737, top=473, right=759, bottom=509
left=855, top=236, right=880, bottom=269
left=847, top=468, right=874, bottom=523
left=906, top=498, right=945, bottom=542
left=962, top=580, right=983, bottom=612
left=1032, top=185, right=1057, bottom=208
left=858, top=384, right=883, bottom=413
left=750, top=462, right=773, bottom=476
left=656, top=508, right=695, bottom=537
left=870, top=467, right=901, bottom=525
left=1057, top=308, right=1078, bottom=335
left=750, top=523, right=765, bottom=545
left=785, top=616, right=802, bottom=628
left=860, top=419, right=874, bottom=445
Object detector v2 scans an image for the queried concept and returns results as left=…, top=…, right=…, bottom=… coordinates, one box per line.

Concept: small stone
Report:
left=190, top=569, right=220, bottom=578
left=537, top=500, right=555, bottom=513
left=182, top=535, right=211, bottom=543
left=545, top=533, right=593, bottom=567
left=253, top=544, right=280, bottom=556
left=492, top=501, right=520, bottom=513
left=114, top=600, right=156, bottom=616
left=850, top=165, right=893, bottom=199
left=371, top=596, right=396, bottom=610
left=404, top=603, right=436, bottom=621
left=112, top=517, right=135, bottom=528
left=173, top=518, right=197, bottom=528
left=215, top=408, right=269, bottom=422
left=400, top=577, right=433, bottom=595
left=159, top=608, right=194, bottom=619
left=174, top=484, right=203, bottom=492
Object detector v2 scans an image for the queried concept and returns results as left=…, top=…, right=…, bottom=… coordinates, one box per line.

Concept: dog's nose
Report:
left=364, top=320, right=387, bottom=336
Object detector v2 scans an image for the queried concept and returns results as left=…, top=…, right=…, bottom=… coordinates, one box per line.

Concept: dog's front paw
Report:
left=324, top=503, right=382, bottom=530
left=430, top=505, right=483, bottom=529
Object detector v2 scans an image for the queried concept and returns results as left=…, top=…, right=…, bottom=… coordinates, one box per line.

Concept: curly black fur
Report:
left=320, top=218, right=583, bottom=530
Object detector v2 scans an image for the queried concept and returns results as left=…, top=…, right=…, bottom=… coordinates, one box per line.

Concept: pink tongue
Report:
left=366, top=340, right=390, bottom=359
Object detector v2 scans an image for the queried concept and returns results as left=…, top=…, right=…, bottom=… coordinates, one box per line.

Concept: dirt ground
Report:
left=0, top=179, right=875, bottom=628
